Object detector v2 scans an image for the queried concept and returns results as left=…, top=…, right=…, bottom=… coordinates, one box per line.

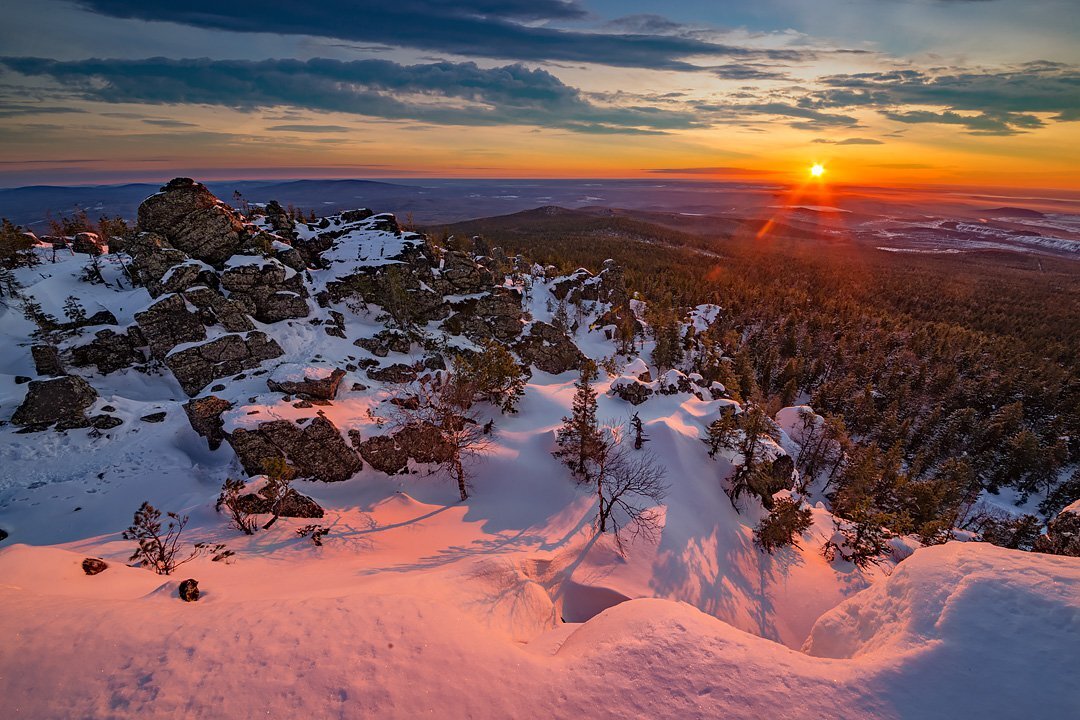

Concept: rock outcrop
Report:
left=515, top=322, right=587, bottom=375
left=134, top=294, right=207, bottom=359
left=31, top=344, right=65, bottom=377
left=233, top=487, right=324, bottom=519
left=11, top=375, right=97, bottom=428
left=220, top=259, right=309, bottom=323
left=267, top=365, right=346, bottom=400
left=227, top=416, right=361, bottom=482
left=166, top=332, right=283, bottom=396
left=70, top=328, right=145, bottom=374
left=137, top=178, right=246, bottom=266
left=610, top=378, right=653, bottom=405
left=356, top=423, right=455, bottom=475
left=183, top=395, right=234, bottom=450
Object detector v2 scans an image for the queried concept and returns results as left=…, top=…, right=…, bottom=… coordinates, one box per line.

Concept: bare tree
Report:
left=383, top=372, right=491, bottom=501
left=593, top=431, right=669, bottom=552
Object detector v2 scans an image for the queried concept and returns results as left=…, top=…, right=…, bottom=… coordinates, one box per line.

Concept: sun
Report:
left=810, top=163, right=826, bottom=178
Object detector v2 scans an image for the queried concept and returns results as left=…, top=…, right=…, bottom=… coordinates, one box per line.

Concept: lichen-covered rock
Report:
left=137, top=178, right=246, bottom=266
left=134, top=294, right=207, bottom=359
left=366, top=362, right=421, bottom=383
left=441, top=251, right=490, bottom=293
left=182, top=286, right=255, bottom=332
left=610, top=378, right=653, bottom=405
left=82, top=558, right=108, bottom=575
left=354, top=329, right=412, bottom=357
left=178, top=578, right=200, bottom=602
left=445, top=287, right=523, bottom=342
left=165, top=332, right=283, bottom=396
left=220, top=259, right=309, bottom=323
left=267, top=365, right=346, bottom=400
left=89, top=414, right=123, bottom=430
left=357, top=423, right=454, bottom=475
left=70, top=328, right=145, bottom=374
left=183, top=395, right=233, bottom=450
left=515, top=321, right=587, bottom=375
left=11, top=375, right=97, bottom=427
left=71, top=231, right=105, bottom=256
left=751, top=455, right=796, bottom=509
left=31, top=344, right=65, bottom=377
left=227, top=416, right=361, bottom=482
left=233, top=487, right=324, bottom=519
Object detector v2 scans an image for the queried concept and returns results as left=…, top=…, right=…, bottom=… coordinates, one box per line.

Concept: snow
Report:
left=0, top=226, right=1076, bottom=719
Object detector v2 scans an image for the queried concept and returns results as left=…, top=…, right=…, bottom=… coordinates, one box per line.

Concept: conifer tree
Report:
left=554, top=361, right=604, bottom=482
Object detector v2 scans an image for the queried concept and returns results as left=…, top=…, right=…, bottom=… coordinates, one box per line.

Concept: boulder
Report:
left=31, top=344, right=64, bottom=377
left=357, top=422, right=454, bottom=475
left=178, top=578, right=200, bottom=602
left=267, top=366, right=346, bottom=401
left=182, top=286, right=255, bottom=332
left=165, top=332, right=283, bottom=396
left=354, top=329, right=413, bottom=357
left=137, top=178, right=246, bottom=266
left=82, top=558, right=108, bottom=575
left=70, top=328, right=145, bottom=374
left=134, top=294, right=207, bottom=359
left=140, top=411, right=167, bottom=423
left=71, top=231, right=105, bottom=256
left=441, top=251, right=488, bottom=293
left=750, top=455, right=796, bottom=509
left=227, top=416, right=361, bottom=482
left=366, top=362, right=421, bottom=383
left=220, top=260, right=309, bottom=323
left=657, top=370, right=695, bottom=396
left=183, top=395, right=233, bottom=450
left=515, top=321, right=587, bottom=375
left=233, top=487, right=324, bottom=519
left=89, top=414, right=123, bottom=430
left=610, top=378, right=653, bottom=406
left=11, top=375, right=97, bottom=427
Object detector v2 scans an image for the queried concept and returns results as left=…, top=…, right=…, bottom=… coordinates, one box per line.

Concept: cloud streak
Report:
left=73, top=0, right=806, bottom=70
left=0, top=56, right=704, bottom=134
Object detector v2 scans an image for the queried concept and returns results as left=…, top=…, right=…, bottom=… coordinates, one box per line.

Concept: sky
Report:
left=0, top=0, right=1078, bottom=188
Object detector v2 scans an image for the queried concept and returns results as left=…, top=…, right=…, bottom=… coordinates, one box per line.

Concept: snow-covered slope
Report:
left=1, top=182, right=1076, bottom=718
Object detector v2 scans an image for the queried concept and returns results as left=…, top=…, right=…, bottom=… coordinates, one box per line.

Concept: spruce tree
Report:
left=554, top=361, right=604, bottom=482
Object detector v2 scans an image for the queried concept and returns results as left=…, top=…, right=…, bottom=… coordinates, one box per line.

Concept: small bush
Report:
left=216, top=478, right=258, bottom=535
left=123, top=502, right=199, bottom=575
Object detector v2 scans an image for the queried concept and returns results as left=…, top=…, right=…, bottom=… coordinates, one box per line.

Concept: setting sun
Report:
left=810, top=163, right=826, bottom=178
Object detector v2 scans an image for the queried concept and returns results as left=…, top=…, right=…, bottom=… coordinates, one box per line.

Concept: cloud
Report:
left=72, top=1, right=806, bottom=70
left=816, top=62, right=1080, bottom=133
left=647, top=166, right=774, bottom=175
left=0, top=103, right=87, bottom=118
left=812, top=137, right=884, bottom=144
left=142, top=118, right=197, bottom=127
left=711, top=64, right=792, bottom=81
left=0, top=56, right=703, bottom=134
left=696, top=101, right=859, bottom=129
left=882, top=109, right=1044, bottom=135
left=267, top=124, right=353, bottom=133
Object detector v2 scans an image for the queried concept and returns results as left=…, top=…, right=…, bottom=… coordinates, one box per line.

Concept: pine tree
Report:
left=703, top=408, right=737, bottom=457
left=554, top=361, right=604, bottom=482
